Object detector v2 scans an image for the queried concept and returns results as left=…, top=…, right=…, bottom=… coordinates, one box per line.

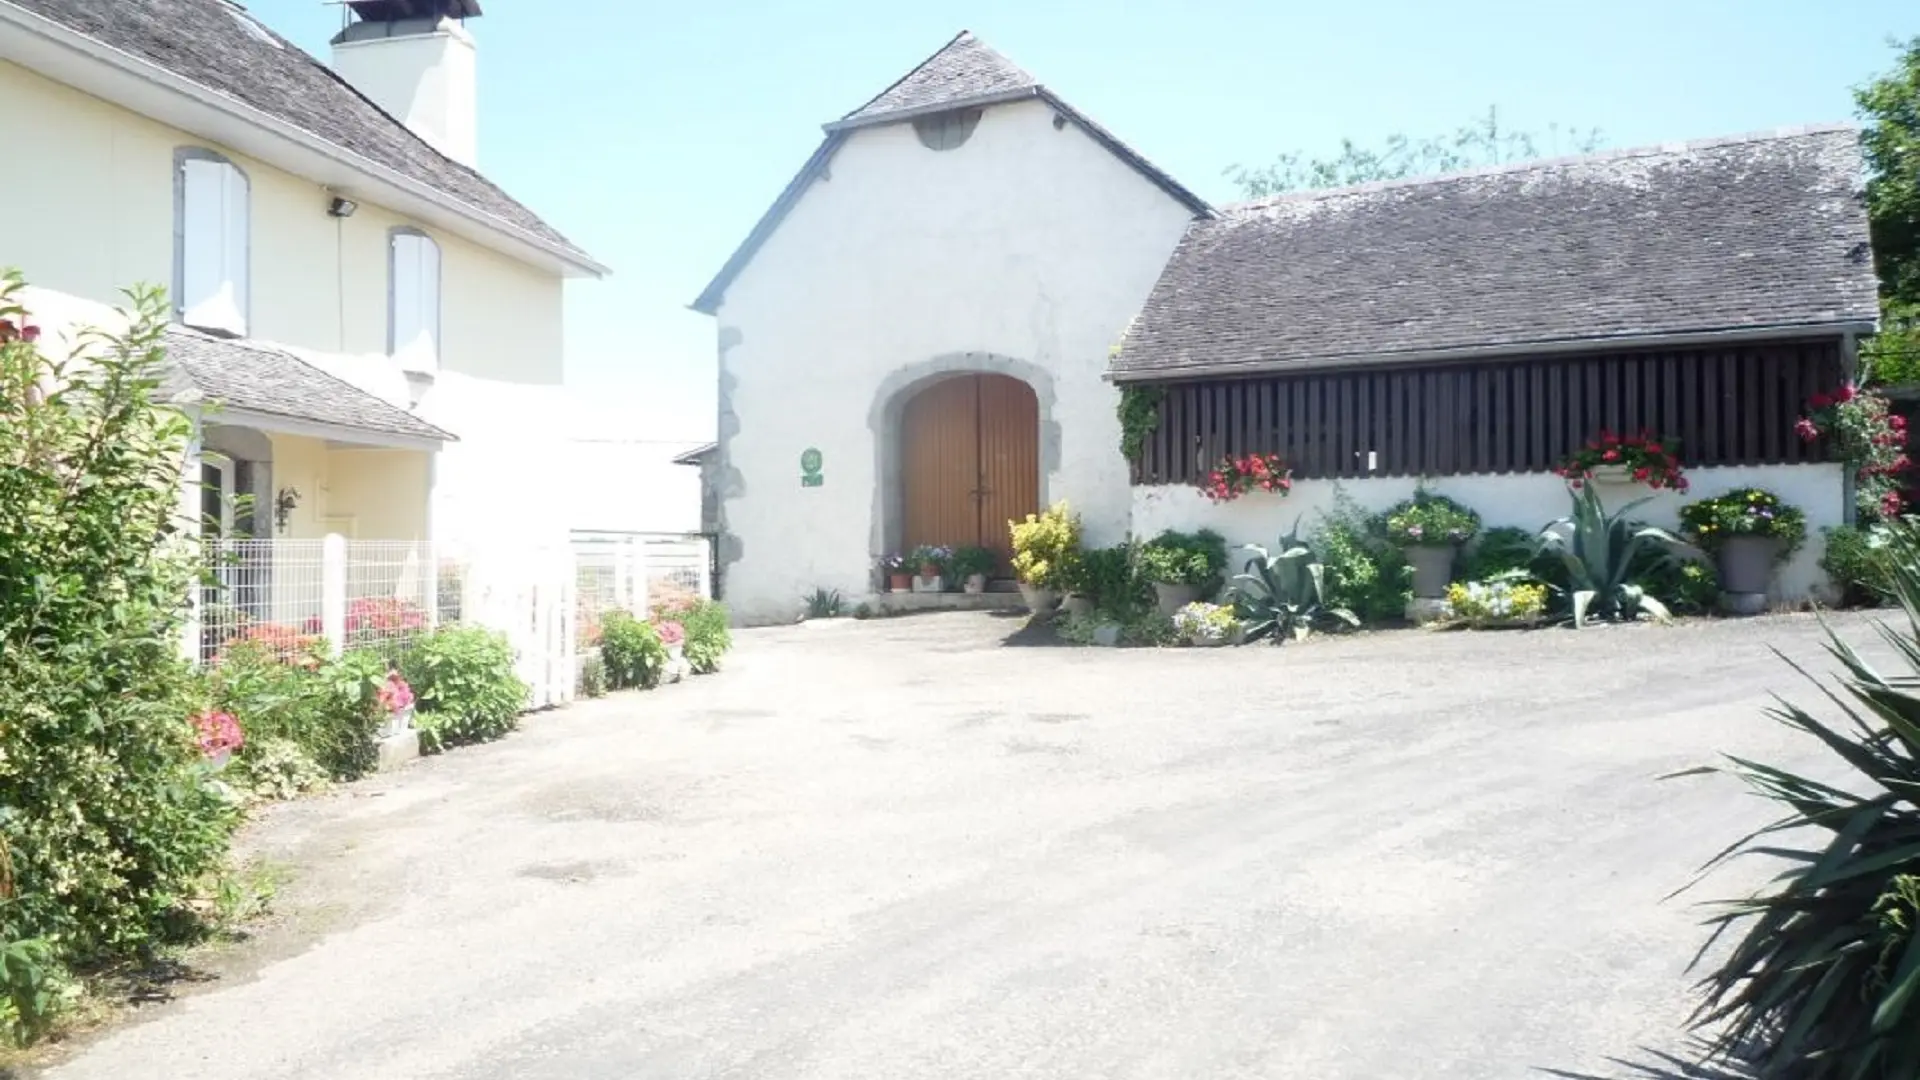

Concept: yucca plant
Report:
left=1536, top=482, right=1684, bottom=627
left=1677, top=520, right=1920, bottom=1077
left=1232, top=522, right=1359, bottom=643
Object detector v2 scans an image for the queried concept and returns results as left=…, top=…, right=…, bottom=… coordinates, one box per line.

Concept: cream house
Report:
left=696, top=31, right=1879, bottom=624
left=0, top=0, right=605, bottom=561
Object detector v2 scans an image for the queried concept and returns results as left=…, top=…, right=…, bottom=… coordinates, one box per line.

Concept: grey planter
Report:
left=1717, top=535, right=1780, bottom=596
left=1153, top=582, right=1201, bottom=617
left=1018, top=584, right=1059, bottom=615
left=1404, top=544, right=1459, bottom=599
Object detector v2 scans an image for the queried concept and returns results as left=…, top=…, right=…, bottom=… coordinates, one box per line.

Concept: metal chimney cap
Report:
left=345, top=0, right=483, bottom=22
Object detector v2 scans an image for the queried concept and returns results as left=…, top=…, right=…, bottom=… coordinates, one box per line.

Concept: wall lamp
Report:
left=327, top=195, right=359, bottom=219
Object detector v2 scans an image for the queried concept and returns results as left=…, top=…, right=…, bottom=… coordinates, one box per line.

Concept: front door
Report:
left=901, top=374, right=1039, bottom=563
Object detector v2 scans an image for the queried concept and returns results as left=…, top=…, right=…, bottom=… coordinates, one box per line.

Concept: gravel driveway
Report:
left=42, top=610, right=1883, bottom=1079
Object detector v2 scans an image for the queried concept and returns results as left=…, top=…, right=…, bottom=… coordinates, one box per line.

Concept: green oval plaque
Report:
left=800, top=447, right=824, bottom=487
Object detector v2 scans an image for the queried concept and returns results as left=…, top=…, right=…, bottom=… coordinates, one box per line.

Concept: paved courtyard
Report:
left=43, top=610, right=1882, bottom=1079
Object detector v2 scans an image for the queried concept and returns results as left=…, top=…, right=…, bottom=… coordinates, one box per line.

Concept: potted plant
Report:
left=1442, top=580, right=1548, bottom=629
left=1200, top=452, right=1293, bottom=502
left=1137, top=529, right=1228, bottom=615
left=1172, top=601, right=1242, bottom=646
left=909, top=544, right=951, bottom=592
left=878, top=553, right=911, bottom=593
left=1380, top=489, right=1481, bottom=598
left=1009, top=502, right=1081, bottom=614
left=948, top=546, right=997, bottom=593
left=1556, top=429, right=1690, bottom=493
left=1679, top=488, right=1807, bottom=598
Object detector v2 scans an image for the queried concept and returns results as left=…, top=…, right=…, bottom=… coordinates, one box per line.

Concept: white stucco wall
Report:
left=713, top=98, right=1200, bottom=623
left=1131, top=463, right=1849, bottom=603
left=0, top=58, right=569, bottom=550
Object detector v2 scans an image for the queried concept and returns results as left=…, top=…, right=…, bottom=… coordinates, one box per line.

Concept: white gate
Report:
left=448, top=543, right=577, bottom=710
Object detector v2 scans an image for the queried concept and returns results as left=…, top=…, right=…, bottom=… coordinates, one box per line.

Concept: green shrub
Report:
left=208, top=643, right=385, bottom=781
left=402, top=627, right=527, bottom=753
left=1313, top=499, right=1411, bottom=624
left=601, top=610, right=668, bottom=690
left=1009, top=503, right=1082, bottom=588
left=1066, top=543, right=1147, bottom=615
left=682, top=601, right=732, bottom=674
left=1627, top=551, right=1720, bottom=616
left=1822, top=524, right=1894, bottom=608
left=1461, top=526, right=1539, bottom=582
left=578, top=652, right=609, bottom=698
left=0, top=275, right=239, bottom=974
left=802, top=587, right=844, bottom=619
left=1136, top=529, right=1228, bottom=590
left=1682, top=519, right=1920, bottom=1076
left=231, top=738, right=329, bottom=802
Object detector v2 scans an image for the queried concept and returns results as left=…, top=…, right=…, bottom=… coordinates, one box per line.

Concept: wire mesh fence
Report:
left=195, top=535, right=581, bottom=708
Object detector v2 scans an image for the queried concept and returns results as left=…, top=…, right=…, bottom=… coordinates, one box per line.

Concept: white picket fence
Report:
left=194, top=536, right=578, bottom=710
left=570, top=532, right=713, bottom=648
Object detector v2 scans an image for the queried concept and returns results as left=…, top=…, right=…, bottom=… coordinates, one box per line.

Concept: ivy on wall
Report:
left=1117, top=385, right=1163, bottom=463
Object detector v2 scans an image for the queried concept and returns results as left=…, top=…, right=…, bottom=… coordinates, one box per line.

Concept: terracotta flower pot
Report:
left=887, top=572, right=913, bottom=592
left=1404, top=544, right=1458, bottom=599
left=1717, top=535, right=1780, bottom=596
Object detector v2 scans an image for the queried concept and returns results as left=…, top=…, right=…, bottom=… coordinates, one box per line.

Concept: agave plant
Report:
left=1677, top=521, right=1920, bottom=1077
left=1232, top=523, right=1359, bottom=643
left=1536, top=483, right=1684, bottom=627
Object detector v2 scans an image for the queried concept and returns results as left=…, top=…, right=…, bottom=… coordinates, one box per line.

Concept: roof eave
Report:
left=200, top=405, right=452, bottom=451
left=0, top=1, right=608, bottom=279
left=1108, top=319, right=1882, bottom=383
left=690, top=134, right=846, bottom=315
left=823, top=86, right=1042, bottom=132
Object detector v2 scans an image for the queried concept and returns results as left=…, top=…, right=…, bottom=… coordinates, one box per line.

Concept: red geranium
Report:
left=1556, top=429, right=1688, bottom=492
left=1200, top=453, right=1293, bottom=502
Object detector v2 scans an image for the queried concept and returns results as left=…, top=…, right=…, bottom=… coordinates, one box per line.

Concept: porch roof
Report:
left=164, top=326, right=454, bottom=446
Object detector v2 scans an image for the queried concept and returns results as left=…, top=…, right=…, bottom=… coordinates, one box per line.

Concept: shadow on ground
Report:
left=993, top=611, right=1073, bottom=648
left=1540, top=1041, right=1758, bottom=1080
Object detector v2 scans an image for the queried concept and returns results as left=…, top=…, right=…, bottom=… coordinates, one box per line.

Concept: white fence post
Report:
left=633, top=539, right=651, bottom=615
left=696, top=537, right=713, bottom=601
left=321, top=533, right=347, bottom=656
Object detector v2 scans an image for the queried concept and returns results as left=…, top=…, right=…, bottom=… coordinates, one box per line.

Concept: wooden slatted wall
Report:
left=1134, top=340, right=1843, bottom=484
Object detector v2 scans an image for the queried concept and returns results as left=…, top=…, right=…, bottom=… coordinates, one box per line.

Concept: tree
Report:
left=1858, top=36, right=1920, bottom=385
left=1224, top=106, right=1604, bottom=198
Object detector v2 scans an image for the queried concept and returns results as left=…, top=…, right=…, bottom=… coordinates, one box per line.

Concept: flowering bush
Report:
left=1381, top=490, right=1481, bottom=547
left=1679, top=488, right=1807, bottom=559
left=681, top=600, right=732, bottom=674
left=878, top=553, right=908, bottom=574
left=219, top=620, right=322, bottom=666
left=1200, top=453, right=1293, bottom=502
left=909, top=544, right=953, bottom=574
left=600, top=610, right=669, bottom=690
left=654, top=619, right=686, bottom=647
left=1136, top=529, right=1228, bottom=587
left=0, top=274, right=238, bottom=973
left=1798, top=382, right=1910, bottom=521
left=1444, top=581, right=1548, bottom=627
left=192, top=710, right=245, bottom=760
left=1556, top=429, right=1689, bottom=492
left=1171, top=601, right=1241, bottom=644
left=1009, top=503, right=1082, bottom=589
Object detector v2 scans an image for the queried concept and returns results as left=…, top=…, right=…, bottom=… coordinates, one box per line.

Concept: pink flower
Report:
left=1811, top=392, right=1833, bottom=409
left=1795, top=417, right=1820, bottom=441
left=377, top=673, right=414, bottom=714
left=1837, top=382, right=1858, bottom=403
left=192, top=710, right=244, bottom=758
left=655, top=620, right=686, bottom=647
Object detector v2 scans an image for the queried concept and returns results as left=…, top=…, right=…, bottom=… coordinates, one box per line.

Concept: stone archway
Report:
left=868, top=354, right=1060, bottom=569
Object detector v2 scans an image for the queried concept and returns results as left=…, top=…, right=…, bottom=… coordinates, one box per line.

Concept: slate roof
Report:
left=8, top=0, right=592, bottom=267
left=165, top=327, right=453, bottom=442
left=693, top=31, right=1211, bottom=314
left=1111, top=127, right=1881, bottom=381
left=837, top=30, right=1038, bottom=126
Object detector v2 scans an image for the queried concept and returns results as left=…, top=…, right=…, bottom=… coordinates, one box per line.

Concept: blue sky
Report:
left=253, top=0, right=1917, bottom=448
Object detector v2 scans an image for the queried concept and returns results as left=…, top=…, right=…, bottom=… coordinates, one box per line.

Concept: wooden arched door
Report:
left=901, top=374, right=1038, bottom=563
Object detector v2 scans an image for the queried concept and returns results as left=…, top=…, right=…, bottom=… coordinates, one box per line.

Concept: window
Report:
left=389, top=229, right=441, bottom=374
left=175, top=150, right=250, bottom=335
left=912, top=108, right=983, bottom=151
